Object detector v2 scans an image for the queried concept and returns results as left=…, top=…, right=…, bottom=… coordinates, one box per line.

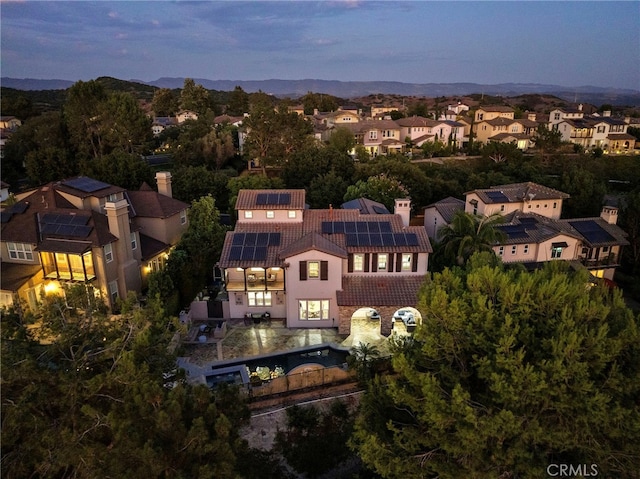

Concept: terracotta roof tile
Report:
left=126, top=190, right=188, bottom=218
left=336, top=275, right=425, bottom=306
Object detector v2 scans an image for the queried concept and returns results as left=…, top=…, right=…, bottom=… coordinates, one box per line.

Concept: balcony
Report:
left=225, top=268, right=285, bottom=292
left=578, top=253, right=619, bottom=268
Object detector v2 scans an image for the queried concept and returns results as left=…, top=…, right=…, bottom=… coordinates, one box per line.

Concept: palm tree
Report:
left=349, top=342, right=381, bottom=382
left=436, top=210, right=506, bottom=266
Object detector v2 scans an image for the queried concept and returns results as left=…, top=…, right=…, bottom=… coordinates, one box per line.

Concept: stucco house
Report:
left=474, top=105, right=515, bottom=123
left=0, top=172, right=188, bottom=313
left=218, top=190, right=432, bottom=336
left=343, top=119, right=403, bottom=157
left=423, top=182, right=629, bottom=280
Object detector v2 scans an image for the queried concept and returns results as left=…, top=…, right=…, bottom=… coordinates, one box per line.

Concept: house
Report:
left=315, top=109, right=360, bottom=127
left=464, top=182, right=569, bottom=219
left=218, top=190, right=432, bottom=336
left=343, top=119, right=403, bottom=157
left=474, top=105, right=515, bottom=123
left=396, top=116, right=436, bottom=146
left=151, top=116, right=177, bottom=136
left=341, top=198, right=390, bottom=216
left=0, top=116, right=22, bottom=131
left=423, top=196, right=466, bottom=239
left=548, top=105, right=585, bottom=127
left=474, top=117, right=539, bottom=149
left=424, top=182, right=629, bottom=281
left=0, top=181, right=10, bottom=203
left=0, top=172, right=189, bottom=312
left=554, top=113, right=636, bottom=152
left=176, top=110, right=198, bottom=124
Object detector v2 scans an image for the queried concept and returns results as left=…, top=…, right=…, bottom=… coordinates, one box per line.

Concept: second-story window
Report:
left=377, top=254, right=388, bottom=271
left=551, top=245, right=563, bottom=259
left=244, top=211, right=253, bottom=219
left=130, top=232, right=137, bottom=251
left=401, top=254, right=412, bottom=271
left=308, top=261, right=320, bottom=279
left=266, top=210, right=275, bottom=219
left=524, top=244, right=529, bottom=254
left=104, top=243, right=113, bottom=263
left=511, top=245, right=517, bottom=255
left=369, top=131, right=377, bottom=140
left=7, top=242, right=34, bottom=261
left=180, top=210, right=187, bottom=225
left=498, top=246, right=504, bottom=256
left=288, top=210, right=296, bottom=219
left=353, top=254, right=364, bottom=272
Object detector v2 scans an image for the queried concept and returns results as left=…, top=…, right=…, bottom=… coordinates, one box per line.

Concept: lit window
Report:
left=7, top=242, right=34, bottom=261
left=377, top=254, right=388, bottom=271
left=130, top=232, right=137, bottom=250
left=266, top=210, right=275, bottom=219
left=511, top=245, right=517, bottom=255
left=180, top=210, right=187, bottom=225
left=551, top=246, right=563, bottom=259
left=248, top=292, right=272, bottom=307
left=308, top=261, right=320, bottom=279
left=401, top=254, right=412, bottom=271
left=244, top=211, right=253, bottom=219
left=104, top=243, right=113, bottom=263
left=353, top=254, right=364, bottom=272
left=299, top=299, right=330, bottom=320
left=288, top=210, right=296, bottom=219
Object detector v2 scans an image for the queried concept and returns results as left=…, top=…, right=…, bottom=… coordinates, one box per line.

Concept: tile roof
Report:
left=336, top=275, right=425, bottom=306
left=424, top=197, right=465, bottom=223
left=126, top=190, right=188, bottom=219
left=0, top=262, right=42, bottom=292
left=341, top=198, right=390, bottom=215
left=278, top=232, right=347, bottom=259
left=139, top=233, right=170, bottom=261
left=490, top=133, right=532, bottom=141
left=54, top=176, right=125, bottom=199
left=559, top=217, right=629, bottom=247
left=467, top=182, right=570, bottom=204
left=235, top=189, right=306, bottom=210
left=477, top=105, right=515, bottom=113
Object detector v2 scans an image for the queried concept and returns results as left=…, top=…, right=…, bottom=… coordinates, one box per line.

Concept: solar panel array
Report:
left=255, top=193, right=291, bottom=205
left=231, top=232, right=281, bottom=246
left=41, top=213, right=92, bottom=238
left=485, top=191, right=509, bottom=202
left=345, top=232, right=419, bottom=247
left=321, top=221, right=393, bottom=235
left=62, top=177, right=111, bottom=193
left=500, top=225, right=529, bottom=239
left=228, top=246, right=268, bottom=261
left=569, top=220, right=615, bottom=244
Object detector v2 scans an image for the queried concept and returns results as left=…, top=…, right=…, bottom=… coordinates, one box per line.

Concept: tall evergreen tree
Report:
left=351, top=255, right=640, bottom=478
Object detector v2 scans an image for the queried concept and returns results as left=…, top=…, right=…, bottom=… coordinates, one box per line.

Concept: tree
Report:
left=226, top=86, right=249, bottom=116
left=343, top=173, right=409, bottom=212
left=81, top=149, right=153, bottom=191
left=532, top=124, right=563, bottom=161
left=307, top=170, right=350, bottom=209
left=348, top=342, right=381, bottom=383
left=560, top=166, right=607, bottom=218
left=481, top=141, right=523, bottom=164
left=351, top=257, right=640, bottom=478
left=180, top=78, right=211, bottom=114
left=25, top=146, right=77, bottom=185
left=64, top=80, right=109, bottom=160
left=152, top=87, right=178, bottom=116
left=436, top=210, right=506, bottom=266
left=328, top=126, right=356, bottom=154
left=2, top=294, right=251, bottom=478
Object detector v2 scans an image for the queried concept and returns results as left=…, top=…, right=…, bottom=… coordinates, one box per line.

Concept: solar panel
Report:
left=232, top=233, right=245, bottom=246
left=345, top=222, right=356, bottom=233
left=486, top=191, right=509, bottom=203
left=41, top=213, right=59, bottom=224
left=0, top=211, right=13, bottom=223
left=381, top=233, right=395, bottom=246
left=70, top=215, right=90, bottom=226
left=334, top=221, right=345, bottom=233
left=73, top=225, right=92, bottom=238
left=356, top=222, right=368, bottom=233
left=322, top=222, right=333, bottom=234
left=372, top=205, right=388, bottom=215
left=57, top=224, right=76, bottom=236
left=394, top=233, right=408, bottom=246
left=370, top=234, right=383, bottom=246
left=346, top=233, right=359, bottom=246
left=63, top=177, right=110, bottom=193
left=519, top=217, right=537, bottom=225
left=359, top=234, right=371, bottom=246
left=41, top=223, right=58, bottom=234
left=267, top=193, right=279, bottom=204
left=240, top=247, right=255, bottom=261
left=268, top=233, right=281, bottom=245
left=278, top=193, right=291, bottom=205
left=569, top=220, right=615, bottom=244
left=368, top=222, right=381, bottom=233
left=254, top=247, right=267, bottom=261
left=245, top=233, right=257, bottom=245
left=405, top=233, right=419, bottom=246
left=257, top=232, right=269, bottom=244
left=256, top=193, right=268, bottom=205
left=379, top=222, right=392, bottom=232
left=229, top=246, right=243, bottom=260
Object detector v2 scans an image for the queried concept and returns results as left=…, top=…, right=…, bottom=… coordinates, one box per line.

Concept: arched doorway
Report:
left=391, top=306, right=423, bottom=334
left=344, top=307, right=386, bottom=349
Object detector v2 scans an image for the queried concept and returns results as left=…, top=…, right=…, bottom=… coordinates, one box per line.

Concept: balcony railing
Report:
left=577, top=253, right=619, bottom=268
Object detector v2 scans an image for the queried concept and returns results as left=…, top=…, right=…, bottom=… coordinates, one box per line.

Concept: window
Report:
left=7, top=242, right=34, bottom=261
left=602, top=246, right=609, bottom=253
left=554, top=112, right=560, bottom=120
left=308, top=261, right=320, bottom=279
left=401, top=254, right=412, bottom=271
left=377, top=254, right=388, bottom=271
left=104, top=243, right=113, bottom=263
left=553, top=202, right=557, bottom=209
left=244, top=210, right=253, bottom=219
left=130, top=232, right=137, bottom=250
left=511, top=245, right=517, bottom=255
left=369, top=131, right=378, bottom=140
left=524, top=244, right=529, bottom=254
left=353, top=254, right=364, bottom=272
left=109, top=280, right=119, bottom=304
left=498, top=246, right=504, bottom=256
left=597, top=126, right=606, bottom=133
left=266, top=210, right=275, bottom=219
left=551, top=246, right=563, bottom=259
left=180, top=210, right=187, bottom=225
left=299, top=300, right=330, bottom=321
left=107, top=193, right=119, bottom=202
left=500, top=204, right=505, bottom=212
left=288, top=210, right=296, bottom=219
left=248, top=291, right=272, bottom=307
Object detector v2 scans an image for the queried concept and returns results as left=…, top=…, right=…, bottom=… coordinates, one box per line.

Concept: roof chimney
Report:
left=600, top=205, right=618, bottom=225
left=156, top=171, right=172, bottom=198
left=394, top=198, right=411, bottom=227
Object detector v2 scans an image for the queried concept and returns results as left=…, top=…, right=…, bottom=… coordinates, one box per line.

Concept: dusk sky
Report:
left=2, top=1, right=639, bottom=90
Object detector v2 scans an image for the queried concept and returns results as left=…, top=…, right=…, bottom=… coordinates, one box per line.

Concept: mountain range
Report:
left=2, top=77, right=639, bottom=106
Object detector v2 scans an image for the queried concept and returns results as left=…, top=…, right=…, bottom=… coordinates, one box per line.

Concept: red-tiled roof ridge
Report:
left=278, top=232, right=347, bottom=259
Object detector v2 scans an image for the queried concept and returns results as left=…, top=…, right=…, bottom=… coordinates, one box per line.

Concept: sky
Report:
left=1, top=1, right=639, bottom=90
